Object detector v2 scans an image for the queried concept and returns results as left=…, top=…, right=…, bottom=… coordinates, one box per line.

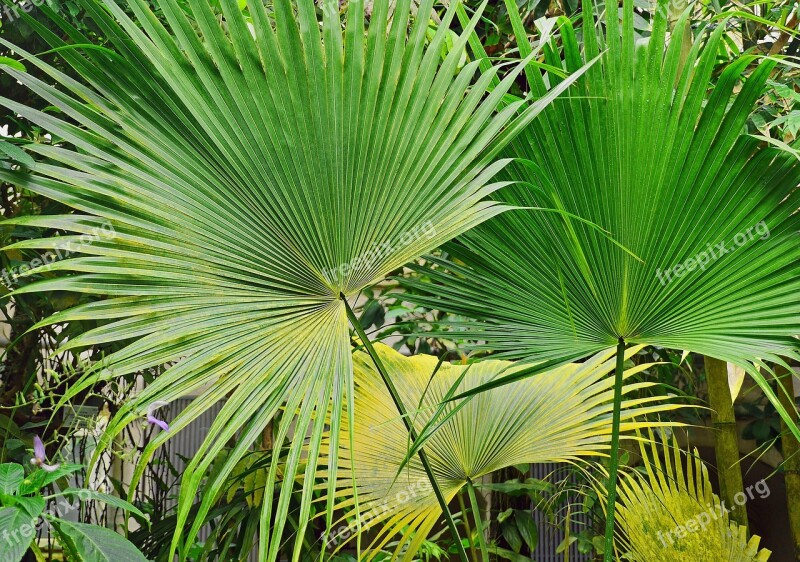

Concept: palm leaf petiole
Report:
left=457, top=489, right=477, bottom=561
left=603, top=337, right=627, bottom=562
left=466, top=478, right=489, bottom=562
left=341, top=295, right=469, bottom=562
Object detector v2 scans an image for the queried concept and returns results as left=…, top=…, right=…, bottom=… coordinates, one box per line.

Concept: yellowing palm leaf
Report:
left=320, top=344, right=683, bottom=560
left=612, top=431, right=771, bottom=562
left=0, top=1, right=583, bottom=559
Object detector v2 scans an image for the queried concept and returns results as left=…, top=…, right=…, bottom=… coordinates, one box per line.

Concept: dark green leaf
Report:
left=50, top=519, right=147, bottom=562
left=476, top=479, right=552, bottom=497
left=0, top=465, right=24, bottom=497
left=514, top=510, right=538, bottom=550
left=0, top=507, right=37, bottom=562
left=358, top=299, right=383, bottom=330
left=501, top=519, right=523, bottom=552
left=488, top=546, right=530, bottom=562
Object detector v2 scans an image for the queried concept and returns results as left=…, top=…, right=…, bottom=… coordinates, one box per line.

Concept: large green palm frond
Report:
left=319, top=343, right=683, bottom=560
left=403, top=0, right=800, bottom=434
left=0, top=0, right=577, bottom=558
left=611, top=430, right=771, bottom=561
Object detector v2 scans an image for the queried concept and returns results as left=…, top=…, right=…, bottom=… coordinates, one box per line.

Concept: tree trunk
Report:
left=704, top=356, right=748, bottom=528
left=776, top=364, right=800, bottom=561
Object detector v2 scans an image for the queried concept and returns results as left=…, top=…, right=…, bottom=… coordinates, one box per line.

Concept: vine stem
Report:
left=603, top=337, right=626, bottom=562
left=341, top=295, right=469, bottom=562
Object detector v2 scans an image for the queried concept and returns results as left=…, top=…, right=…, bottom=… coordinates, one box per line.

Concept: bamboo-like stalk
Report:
left=342, top=296, right=469, bottom=562
left=457, top=490, right=477, bottom=561
left=704, top=356, right=749, bottom=528
left=467, top=479, right=489, bottom=562
left=602, top=337, right=626, bottom=562
left=776, top=364, right=800, bottom=561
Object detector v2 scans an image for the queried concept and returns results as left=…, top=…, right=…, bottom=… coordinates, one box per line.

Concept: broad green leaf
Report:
left=50, top=519, right=147, bottom=562
left=0, top=506, right=38, bottom=562
left=18, top=465, right=82, bottom=496
left=0, top=57, right=25, bottom=72
left=502, top=522, right=523, bottom=553
left=787, top=111, right=800, bottom=136
left=591, top=535, right=605, bottom=555
left=0, top=465, right=23, bottom=497
left=7, top=497, right=44, bottom=520
left=769, top=79, right=795, bottom=99
left=514, top=510, right=538, bottom=551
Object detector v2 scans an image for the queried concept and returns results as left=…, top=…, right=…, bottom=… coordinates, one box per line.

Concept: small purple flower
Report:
left=29, top=435, right=60, bottom=473
left=146, top=401, right=170, bottom=432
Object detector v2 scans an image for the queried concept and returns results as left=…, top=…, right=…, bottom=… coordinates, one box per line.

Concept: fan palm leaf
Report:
left=319, top=343, right=684, bottom=560
left=401, top=1, right=800, bottom=557
left=611, top=430, right=772, bottom=561
left=0, top=0, right=582, bottom=558
left=404, top=1, right=800, bottom=426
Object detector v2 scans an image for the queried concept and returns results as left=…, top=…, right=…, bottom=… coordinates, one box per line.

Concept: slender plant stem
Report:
left=466, top=479, right=489, bottom=562
left=29, top=540, right=46, bottom=562
left=603, top=337, right=626, bottom=562
left=457, top=489, right=477, bottom=561
left=341, top=295, right=469, bottom=562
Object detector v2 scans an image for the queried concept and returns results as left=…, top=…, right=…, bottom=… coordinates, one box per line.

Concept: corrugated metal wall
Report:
left=164, top=398, right=226, bottom=539
left=531, top=463, right=592, bottom=562
left=165, top=399, right=261, bottom=561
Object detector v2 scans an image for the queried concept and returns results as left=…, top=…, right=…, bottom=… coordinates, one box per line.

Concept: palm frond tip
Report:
left=612, top=430, right=772, bottom=562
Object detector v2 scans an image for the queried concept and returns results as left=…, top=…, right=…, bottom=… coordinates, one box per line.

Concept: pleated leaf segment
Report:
left=319, top=344, right=683, bottom=560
